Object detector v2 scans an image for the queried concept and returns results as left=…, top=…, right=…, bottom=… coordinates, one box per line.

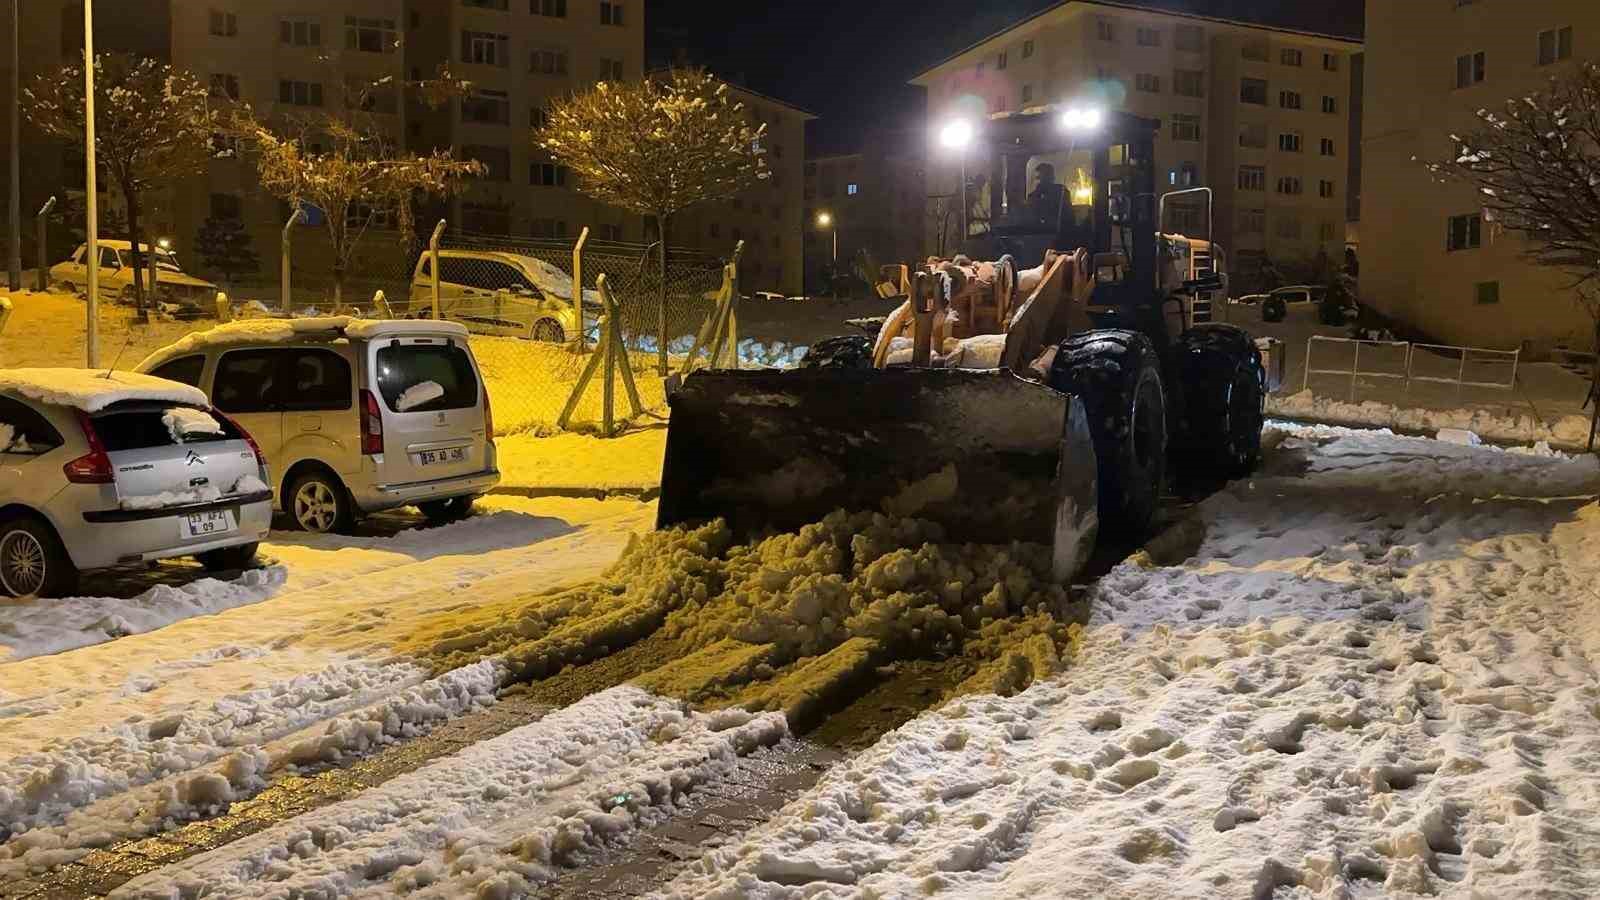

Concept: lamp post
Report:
left=938, top=120, right=974, bottom=245
left=816, top=211, right=836, bottom=299
left=82, top=0, right=98, bottom=367
left=8, top=0, right=20, bottom=293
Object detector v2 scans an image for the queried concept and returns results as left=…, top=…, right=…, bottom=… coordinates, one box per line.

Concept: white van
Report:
left=136, top=318, right=499, bottom=532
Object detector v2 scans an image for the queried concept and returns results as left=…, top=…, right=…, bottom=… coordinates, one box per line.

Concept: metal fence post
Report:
left=1302, top=337, right=1314, bottom=393
left=1456, top=349, right=1468, bottom=400
left=1403, top=343, right=1414, bottom=394
left=34, top=196, right=54, bottom=292
left=281, top=207, right=304, bottom=313
left=429, top=219, right=446, bottom=321
left=571, top=226, right=589, bottom=350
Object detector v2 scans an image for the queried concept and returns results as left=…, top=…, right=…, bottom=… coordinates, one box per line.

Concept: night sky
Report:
left=646, top=0, right=1365, bottom=154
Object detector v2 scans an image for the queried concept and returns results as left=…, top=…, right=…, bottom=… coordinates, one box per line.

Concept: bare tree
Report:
left=537, top=67, right=768, bottom=373
left=25, top=54, right=214, bottom=312
left=1427, top=61, right=1600, bottom=447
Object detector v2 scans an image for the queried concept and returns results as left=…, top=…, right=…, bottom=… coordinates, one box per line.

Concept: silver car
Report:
left=0, top=369, right=273, bottom=598
left=137, top=318, right=500, bottom=533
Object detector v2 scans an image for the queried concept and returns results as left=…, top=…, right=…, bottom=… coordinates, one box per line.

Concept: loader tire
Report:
left=1049, top=329, right=1167, bottom=540
left=1175, top=324, right=1265, bottom=479
left=800, top=334, right=874, bottom=369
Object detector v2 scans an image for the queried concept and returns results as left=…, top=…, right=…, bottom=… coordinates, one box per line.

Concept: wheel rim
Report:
left=1, top=530, right=47, bottom=596
left=294, top=481, right=339, bottom=532
left=534, top=321, right=562, bottom=342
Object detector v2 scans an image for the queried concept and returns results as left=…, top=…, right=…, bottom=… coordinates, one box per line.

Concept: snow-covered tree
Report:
left=25, top=54, right=215, bottom=311
left=228, top=69, right=482, bottom=304
left=194, top=215, right=260, bottom=288
left=537, top=67, right=768, bottom=371
left=1428, top=61, right=1600, bottom=448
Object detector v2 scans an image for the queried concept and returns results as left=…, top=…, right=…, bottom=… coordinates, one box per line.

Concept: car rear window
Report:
left=91, top=402, right=242, bottom=452
left=375, top=343, right=480, bottom=413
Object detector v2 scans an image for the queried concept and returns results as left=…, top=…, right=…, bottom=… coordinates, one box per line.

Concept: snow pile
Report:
left=1270, top=388, right=1594, bottom=449
left=161, top=405, right=223, bottom=441
left=113, top=686, right=786, bottom=899
left=0, top=368, right=208, bottom=412
left=395, top=380, right=445, bottom=412
left=660, top=424, right=1600, bottom=900
left=0, top=421, right=15, bottom=452
left=230, top=472, right=269, bottom=494
left=119, top=485, right=223, bottom=510
left=0, top=566, right=286, bottom=662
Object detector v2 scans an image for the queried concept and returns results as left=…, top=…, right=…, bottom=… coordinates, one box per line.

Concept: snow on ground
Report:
left=496, top=427, right=666, bottom=492
left=660, top=424, right=1600, bottom=899
left=0, top=495, right=649, bottom=877
left=1270, top=390, right=1594, bottom=450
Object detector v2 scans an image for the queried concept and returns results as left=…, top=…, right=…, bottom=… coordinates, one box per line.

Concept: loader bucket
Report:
left=657, top=368, right=1099, bottom=583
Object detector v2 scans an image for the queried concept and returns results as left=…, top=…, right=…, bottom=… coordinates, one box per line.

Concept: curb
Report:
left=488, top=485, right=662, bottom=502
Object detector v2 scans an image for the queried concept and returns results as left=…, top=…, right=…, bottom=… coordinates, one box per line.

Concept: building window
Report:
left=1475, top=280, right=1500, bottom=304
left=464, top=145, right=510, bottom=181
left=600, top=1, right=625, bottom=26
left=463, top=30, right=509, bottom=66
left=1279, top=90, right=1302, bottom=110
left=994, top=94, right=1008, bottom=112
left=1171, top=113, right=1201, bottom=142
left=532, top=0, right=566, bottom=17
left=1538, top=27, right=1573, bottom=66
left=1241, top=39, right=1268, bottom=62
left=278, top=80, right=324, bottom=107
left=1280, top=48, right=1303, bottom=67
left=1239, top=123, right=1267, bottom=149
left=1173, top=69, right=1204, bottom=98
left=1276, top=215, right=1302, bottom=238
left=1319, top=221, right=1338, bottom=242
left=1447, top=213, right=1482, bottom=250
left=531, top=217, right=568, bottom=239
left=465, top=0, right=508, bottom=8
left=209, top=193, right=242, bottom=220
left=1136, top=27, right=1160, bottom=47
left=709, top=222, right=721, bottom=239
left=1278, top=131, right=1302, bottom=152
left=1455, top=51, right=1485, bottom=88
left=1323, top=53, right=1339, bottom=72
left=847, top=183, right=860, bottom=196
left=1096, top=19, right=1114, bottom=41
left=1023, top=39, right=1035, bottom=58
left=1135, top=73, right=1161, bottom=93
left=281, top=17, right=322, bottom=46
left=1239, top=208, right=1265, bottom=234
left=1322, top=95, right=1338, bottom=114
left=462, top=89, right=510, bottom=125
left=209, top=73, right=240, bottom=100
left=531, top=48, right=568, bottom=75
left=531, top=162, right=568, bottom=187
left=209, top=9, right=237, bottom=37
left=600, top=57, right=623, bottom=80
left=1238, top=165, right=1265, bottom=191
left=598, top=223, right=623, bottom=242
left=1276, top=176, right=1303, bottom=195
left=345, top=16, right=397, bottom=53
left=1021, top=83, right=1033, bottom=103
left=1170, top=162, right=1199, bottom=187
left=1320, top=137, right=1336, bottom=156
left=530, top=106, right=549, bottom=129
left=997, top=51, right=1008, bottom=70
left=1318, top=179, right=1336, bottom=198
left=1175, top=24, right=1203, bottom=52
left=460, top=203, right=511, bottom=235
left=1240, top=77, right=1268, bottom=105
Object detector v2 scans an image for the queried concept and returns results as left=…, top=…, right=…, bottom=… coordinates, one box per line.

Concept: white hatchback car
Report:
left=137, top=317, right=500, bottom=533
left=0, top=369, right=273, bottom=597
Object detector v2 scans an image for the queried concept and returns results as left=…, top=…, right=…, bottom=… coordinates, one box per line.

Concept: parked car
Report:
left=49, top=240, right=219, bottom=318
left=136, top=317, right=499, bottom=533
left=408, top=250, right=601, bottom=341
left=1231, top=293, right=1269, bottom=306
left=0, top=368, right=273, bottom=597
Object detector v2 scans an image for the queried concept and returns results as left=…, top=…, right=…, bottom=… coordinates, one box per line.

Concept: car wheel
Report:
left=198, top=542, right=261, bottom=573
left=59, top=281, right=77, bottom=296
left=532, top=319, right=564, bottom=342
left=289, top=471, right=354, bottom=534
left=119, top=285, right=139, bottom=305
left=0, top=516, right=77, bottom=598
left=417, top=495, right=477, bottom=524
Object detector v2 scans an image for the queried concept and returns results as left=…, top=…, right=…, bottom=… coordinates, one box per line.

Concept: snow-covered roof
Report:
left=0, top=368, right=210, bottom=413
left=136, top=317, right=471, bottom=371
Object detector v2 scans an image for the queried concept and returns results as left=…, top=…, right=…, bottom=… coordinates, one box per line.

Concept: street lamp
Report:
left=816, top=211, right=836, bottom=298
left=938, top=119, right=975, bottom=243
left=1058, top=106, right=1104, bottom=133
left=82, top=0, right=98, bottom=367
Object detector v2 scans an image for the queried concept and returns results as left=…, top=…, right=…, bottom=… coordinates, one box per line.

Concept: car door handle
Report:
left=299, top=416, right=322, bottom=432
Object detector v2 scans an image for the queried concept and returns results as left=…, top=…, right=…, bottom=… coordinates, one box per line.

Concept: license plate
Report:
left=183, top=510, right=236, bottom=539
left=418, top=447, right=468, bottom=467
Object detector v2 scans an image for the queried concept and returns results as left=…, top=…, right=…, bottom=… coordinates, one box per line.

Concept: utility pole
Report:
left=83, top=0, right=97, bottom=367
left=8, top=0, right=20, bottom=292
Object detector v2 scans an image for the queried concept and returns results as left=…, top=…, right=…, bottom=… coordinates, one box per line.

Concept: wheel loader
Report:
left=658, top=108, right=1284, bottom=582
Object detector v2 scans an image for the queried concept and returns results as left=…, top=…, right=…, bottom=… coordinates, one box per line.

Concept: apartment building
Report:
left=910, top=0, right=1360, bottom=290
left=671, top=85, right=811, bottom=296
left=1363, top=0, right=1598, bottom=351
left=802, top=143, right=928, bottom=292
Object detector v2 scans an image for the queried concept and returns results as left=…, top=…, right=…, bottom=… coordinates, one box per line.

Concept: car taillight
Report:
left=64, top=410, right=114, bottom=484
left=214, top=408, right=267, bottom=467
left=360, top=389, right=384, bottom=455
left=482, top=386, right=494, bottom=441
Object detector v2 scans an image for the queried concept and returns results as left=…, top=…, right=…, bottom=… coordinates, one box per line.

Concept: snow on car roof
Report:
left=136, top=317, right=470, bottom=371
left=0, top=367, right=209, bottom=412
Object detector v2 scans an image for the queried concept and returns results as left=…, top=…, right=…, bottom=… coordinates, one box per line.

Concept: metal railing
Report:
left=1303, top=335, right=1521, bottom=401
